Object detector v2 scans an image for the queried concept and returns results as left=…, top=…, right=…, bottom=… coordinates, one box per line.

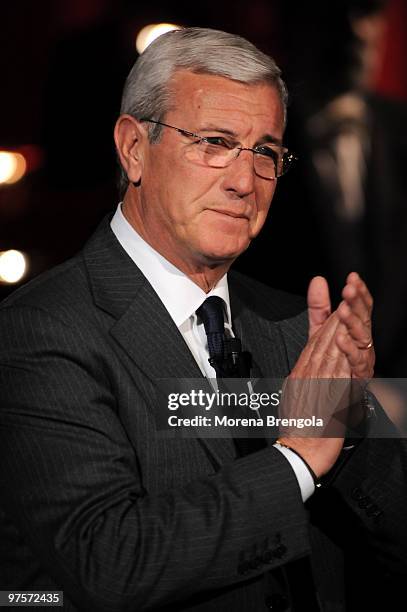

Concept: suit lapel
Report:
left=229, top=274, right=291, bottom=379
left=83, top=216, right=236, bottom=467
left=111, top=282, right=203, bottom=379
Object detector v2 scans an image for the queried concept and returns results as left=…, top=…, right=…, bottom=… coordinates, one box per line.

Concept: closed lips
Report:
left=210, top=209, right=248, bottom=219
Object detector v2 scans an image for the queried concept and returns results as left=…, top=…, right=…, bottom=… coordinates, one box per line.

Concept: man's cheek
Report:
left=250, top=208, right=269, bottom=237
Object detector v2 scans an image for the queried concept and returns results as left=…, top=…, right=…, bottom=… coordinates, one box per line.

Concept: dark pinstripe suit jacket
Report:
left=0, top=216, right=406, bottom=611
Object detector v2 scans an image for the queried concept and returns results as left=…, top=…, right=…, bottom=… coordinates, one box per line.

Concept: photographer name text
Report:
left=167, top=415, right=324, bottom=428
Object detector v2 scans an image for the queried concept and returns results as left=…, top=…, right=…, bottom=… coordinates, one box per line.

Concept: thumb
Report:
left=308, top=276, right=331, bottom=338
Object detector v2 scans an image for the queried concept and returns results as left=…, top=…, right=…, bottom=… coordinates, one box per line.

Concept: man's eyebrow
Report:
left=259, top=133, right=283, bottom=146
left=198, top=125, right=282, bottom=146
left=198, top=126, right=238, bottom=136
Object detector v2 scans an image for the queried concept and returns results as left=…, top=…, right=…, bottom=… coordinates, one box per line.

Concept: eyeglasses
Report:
left=140, top=118, right=297, bottom=180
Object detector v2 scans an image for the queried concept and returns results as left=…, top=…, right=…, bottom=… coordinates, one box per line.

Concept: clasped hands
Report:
left=278, top=272, right=375, bottom=478
left=301, top=271, right=374, bottom=380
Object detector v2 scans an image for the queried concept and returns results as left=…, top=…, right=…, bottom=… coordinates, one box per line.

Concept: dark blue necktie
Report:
left=196, top=296, right=226, bottom=375
left=196, top=296, right=267, bottom=457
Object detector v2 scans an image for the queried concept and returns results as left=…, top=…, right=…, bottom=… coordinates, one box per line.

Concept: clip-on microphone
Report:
left=209, top=338, right=251, bottom=378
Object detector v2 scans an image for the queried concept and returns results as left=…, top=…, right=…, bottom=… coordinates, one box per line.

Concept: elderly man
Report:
left=0, top=28, right=405, bottom=612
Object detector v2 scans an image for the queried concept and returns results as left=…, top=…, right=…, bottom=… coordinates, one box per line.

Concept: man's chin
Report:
left=198, top=239, right=251, bottom=266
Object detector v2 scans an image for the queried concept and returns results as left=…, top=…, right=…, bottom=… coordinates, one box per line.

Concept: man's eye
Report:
left=203, top=137, right=233, bottom=148
left=255, top=145, right=279, bottom=161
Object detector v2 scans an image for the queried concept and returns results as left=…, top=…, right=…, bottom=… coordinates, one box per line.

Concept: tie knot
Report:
left=196, top=296, right=225, bottom=335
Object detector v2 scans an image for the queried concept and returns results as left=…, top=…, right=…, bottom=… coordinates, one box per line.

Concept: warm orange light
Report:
left=136, top=23, right=182, bottom=54
left=0, top=250, right=27, bottom=283
left=0, top=151, right=27, bottom=185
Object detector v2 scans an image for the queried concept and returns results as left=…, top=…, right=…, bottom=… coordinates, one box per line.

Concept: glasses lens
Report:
left=254, top=148, right=296, bottom=178
left=254, top=150, right=278, bottom=179
left=202, top=141, right=233, bottom=167
left=184, top=136, right=297, bottom=178
left=184, top=140, right=234, bottom=167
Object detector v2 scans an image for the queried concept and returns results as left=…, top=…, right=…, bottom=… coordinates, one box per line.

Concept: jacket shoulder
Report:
left=229, top=269, right=307, bottom=320
left=0, top=254, right=90, bottom=319
left=0, top=214, right=118, bottom=323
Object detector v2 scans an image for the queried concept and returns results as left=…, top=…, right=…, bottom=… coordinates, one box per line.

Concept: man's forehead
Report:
left=168, top=69, right=284, bottom=135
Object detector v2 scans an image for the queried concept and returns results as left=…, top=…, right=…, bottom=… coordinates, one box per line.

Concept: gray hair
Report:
left=117, top=27, right=288, bottom=196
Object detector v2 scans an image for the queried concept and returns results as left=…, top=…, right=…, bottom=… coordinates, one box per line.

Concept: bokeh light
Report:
left=136, top=23, right=182, bottom=54
left=0, top=250, right=27, bottom=283
left=0, top=151, right=27, bottom=185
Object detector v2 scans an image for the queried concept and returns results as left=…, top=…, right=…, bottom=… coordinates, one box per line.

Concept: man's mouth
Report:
left=210, top=208, right=249, bottom=220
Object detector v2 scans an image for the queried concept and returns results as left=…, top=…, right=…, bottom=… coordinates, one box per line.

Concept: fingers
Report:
left=336, top=272, right=375, bottom=378
left=307, top=276, right=331, bottom=338
left=341, top=272, right=373, bottom=326
left=336, top=330, right=364, bottom=370
left=309, top=319, right=350, bottom=377
left=336, top=330, right=374, bottom=378
left=297, top=272, right=373, bottom=380
left=338, top=272, right=373, bottom=349
left=337, top=301, right=372, bottom=348
left=309, top=313, right=340, bottom=358
left=293, top=313, right=351, bottom=378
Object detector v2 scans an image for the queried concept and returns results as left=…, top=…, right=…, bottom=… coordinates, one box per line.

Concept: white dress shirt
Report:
left=110, top=203, right=314, bottom=500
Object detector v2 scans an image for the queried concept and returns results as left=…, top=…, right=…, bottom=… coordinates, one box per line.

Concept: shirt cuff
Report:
left=273, top=443, right=315, bottom=501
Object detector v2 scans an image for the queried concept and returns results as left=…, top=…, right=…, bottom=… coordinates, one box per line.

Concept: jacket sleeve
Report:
left=307, top=395, right=407, bottom=599
left=0, top=304, right=310, bottom=612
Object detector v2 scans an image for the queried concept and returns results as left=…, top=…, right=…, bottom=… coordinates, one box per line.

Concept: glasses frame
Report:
left=139, top=117, right=297, bottom=179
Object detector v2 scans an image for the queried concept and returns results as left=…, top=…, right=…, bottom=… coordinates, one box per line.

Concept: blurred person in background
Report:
left=238, top=0, right=407, bottom=377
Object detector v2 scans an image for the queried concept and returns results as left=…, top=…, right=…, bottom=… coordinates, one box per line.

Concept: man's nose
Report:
left=222, top=149, right=256, bottom=198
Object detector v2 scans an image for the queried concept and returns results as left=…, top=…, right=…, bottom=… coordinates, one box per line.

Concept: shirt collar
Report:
left=110, top=203, right=232, bottom=328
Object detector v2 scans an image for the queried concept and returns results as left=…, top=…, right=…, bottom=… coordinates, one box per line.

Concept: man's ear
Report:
left=114, top=115, right=147, bottom=185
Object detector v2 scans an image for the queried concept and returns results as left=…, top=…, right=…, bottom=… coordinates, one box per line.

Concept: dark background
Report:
left=1, top=0, right=407, bottom=373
